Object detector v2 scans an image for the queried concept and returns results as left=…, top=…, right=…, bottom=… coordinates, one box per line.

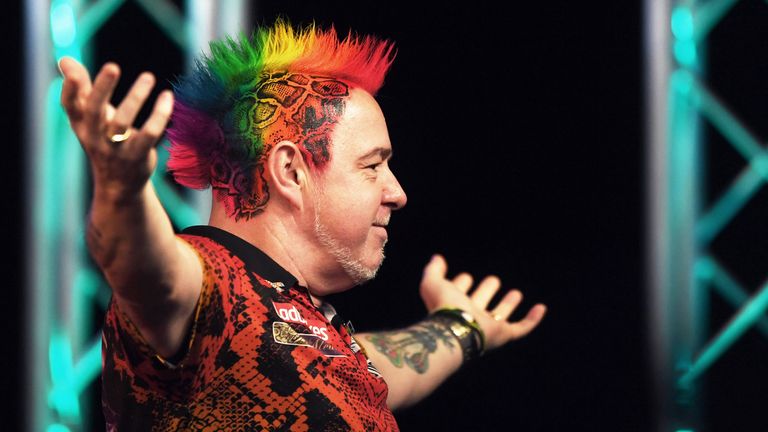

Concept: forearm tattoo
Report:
left=365, top=321, right=455, bottom=374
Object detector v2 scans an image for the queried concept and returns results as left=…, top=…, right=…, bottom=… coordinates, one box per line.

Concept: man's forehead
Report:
left=356, top=147, right=392, bottom=161
left=331, top=88, right=392, bottom=161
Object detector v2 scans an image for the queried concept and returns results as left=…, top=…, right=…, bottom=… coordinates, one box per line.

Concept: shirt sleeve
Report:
left=101, top=234, right=223, bottom=398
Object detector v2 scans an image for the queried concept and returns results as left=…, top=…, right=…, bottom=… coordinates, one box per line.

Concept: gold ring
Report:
left=492, top=313, right=504, bottom=322
left=108, top=129, right=132, bottom=143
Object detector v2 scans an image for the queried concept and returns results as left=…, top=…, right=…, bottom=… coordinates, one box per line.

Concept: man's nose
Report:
left=383, top=171, right=407, bottom=210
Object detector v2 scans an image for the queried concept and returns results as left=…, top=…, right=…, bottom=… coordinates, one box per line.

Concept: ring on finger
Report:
left=492, top=313, right=505, bottom=322
left=107, top=128, right=132, bottom=143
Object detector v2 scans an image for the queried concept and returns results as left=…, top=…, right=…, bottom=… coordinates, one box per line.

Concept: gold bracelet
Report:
left=429, top=308, right=485, bottom=362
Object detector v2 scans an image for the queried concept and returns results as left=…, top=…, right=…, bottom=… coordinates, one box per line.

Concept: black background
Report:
left=7, top=0, right=768, bottom=431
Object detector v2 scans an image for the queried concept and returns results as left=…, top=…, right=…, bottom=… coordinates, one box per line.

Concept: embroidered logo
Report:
left=272, top=322, right=346, bottom=357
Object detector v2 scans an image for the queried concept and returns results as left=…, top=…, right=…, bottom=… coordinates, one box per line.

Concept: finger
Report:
left=59, top=57, right=93, bottom=121
left=421, top=254, right=448, bottom=285
left=506, top=304, right=547, bottom=339
left=84, top=63, right=120, bottom=125
left=470, top=275, right=501, bottom=309
left=133, top=90, right=174, bottom=149
left=490, top=289, right=522, bottom=320
left=112, top=72, right=156, bottom=133
left=451, top=272, right=473, bottom=293
left=105, top=105, right=116, bottom=124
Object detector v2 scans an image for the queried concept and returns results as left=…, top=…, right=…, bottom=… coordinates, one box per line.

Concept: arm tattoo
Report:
left=365, top=321, right=455, bottom=374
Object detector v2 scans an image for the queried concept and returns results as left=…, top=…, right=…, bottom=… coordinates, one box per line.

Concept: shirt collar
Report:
left=181, top=225, right=299, bottom=290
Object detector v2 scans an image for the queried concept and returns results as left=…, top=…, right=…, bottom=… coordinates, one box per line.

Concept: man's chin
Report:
left=346, top=251, right=385, bottom=285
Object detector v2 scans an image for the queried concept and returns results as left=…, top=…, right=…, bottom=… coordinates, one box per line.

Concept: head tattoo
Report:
left=167, top=19, right=396, bottom=220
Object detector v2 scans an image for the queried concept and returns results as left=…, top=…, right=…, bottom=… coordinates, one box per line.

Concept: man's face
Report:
left=310, top=88, right=407, bottom=284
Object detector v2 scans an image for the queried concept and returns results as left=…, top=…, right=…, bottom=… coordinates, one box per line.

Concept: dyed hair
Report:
left=167, top=19, right=396, bottom=220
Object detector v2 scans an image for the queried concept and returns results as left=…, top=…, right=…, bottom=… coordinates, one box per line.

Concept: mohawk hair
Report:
left=166, top=18, right=396, bottom=192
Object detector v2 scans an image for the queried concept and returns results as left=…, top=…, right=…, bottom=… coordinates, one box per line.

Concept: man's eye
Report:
left=366, top=163, right=381, bottom=170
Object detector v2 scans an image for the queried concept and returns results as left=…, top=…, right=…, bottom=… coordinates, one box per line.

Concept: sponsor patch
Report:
left=272, top=301, right=331, bottom=341
left=272, top=322, right=346, bottom=357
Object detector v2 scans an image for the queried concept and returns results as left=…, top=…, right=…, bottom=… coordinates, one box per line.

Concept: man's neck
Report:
left=208, top=206, right=354, bottom=302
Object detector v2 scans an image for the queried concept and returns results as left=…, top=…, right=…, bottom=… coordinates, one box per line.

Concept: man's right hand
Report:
left=59, top=58, right=203, bottom=359
left=59, top=57, right=173, bottom=202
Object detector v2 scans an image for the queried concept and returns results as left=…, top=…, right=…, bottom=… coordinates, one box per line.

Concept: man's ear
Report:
left=266, top=140, right=309, bottom=209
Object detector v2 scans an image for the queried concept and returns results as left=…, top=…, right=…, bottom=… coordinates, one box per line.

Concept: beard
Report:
left=313, top=209, right=386, bottom=285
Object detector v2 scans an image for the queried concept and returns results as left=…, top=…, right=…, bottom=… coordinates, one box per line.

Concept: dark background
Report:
left=6, top=0, right=768, bottom=431
left=6, top=0, right=646, bottom=430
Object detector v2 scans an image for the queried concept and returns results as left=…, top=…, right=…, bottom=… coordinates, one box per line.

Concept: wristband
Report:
left=429, top=307, right=485, bottom=363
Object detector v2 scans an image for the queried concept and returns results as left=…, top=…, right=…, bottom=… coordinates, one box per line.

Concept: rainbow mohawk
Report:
left=166, top=19, right=396, bottom=191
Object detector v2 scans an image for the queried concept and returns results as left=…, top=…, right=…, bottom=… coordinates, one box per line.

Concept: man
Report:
left=59, top=19, right=546, bottom=431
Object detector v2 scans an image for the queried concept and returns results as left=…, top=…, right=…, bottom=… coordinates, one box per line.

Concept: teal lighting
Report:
left=679, top=280, right=768, bottom=387
left=697, top=165, right=764, bottom=246
left=32, top=1, right=251, bottom=430
left=671, top=7, right=694, bottom=40
left=700, top=256, right=768, bottom=336
left=74, top=266, right=101, bottom=300
left=693, top=257, right=714, bottom=279
left=672, top=7, right=697, bottom=67
left=751, top=153, right=768, bottom=178
left=134, top=0, right=189, bottom=49
left=78, top=0, right=126, bottom=45
left=50, top=1, right=76, bottom=47
left=670, top=69, right=693, bottom=96
left=48, top=329, right=80, bottom=419
left=674, top=40, right=698, bottom=67
left=71, top=338, right=103, bottom=395
left=681, top=73, right=768, bottom=244
left=693, top=0, right=740, bottom=42
left=50, top=0, right=81, bottom=61
left=653, top=0, right=768, bottom=428
left=695, top=77, right=763, bottom=162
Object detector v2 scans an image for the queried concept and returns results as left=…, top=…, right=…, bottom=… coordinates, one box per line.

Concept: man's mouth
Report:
left=373, top=215, right=390, bottom=228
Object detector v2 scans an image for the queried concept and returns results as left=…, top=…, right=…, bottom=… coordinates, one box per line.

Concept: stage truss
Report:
left=24, top=1, right=249, bottom=430
left=647, top=0, right=768, bottom=430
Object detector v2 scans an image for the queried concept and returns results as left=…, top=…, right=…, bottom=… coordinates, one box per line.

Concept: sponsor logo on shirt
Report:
left=272, top=322, right=346, bottom=358
left=272, top=301, right=330, bottom=341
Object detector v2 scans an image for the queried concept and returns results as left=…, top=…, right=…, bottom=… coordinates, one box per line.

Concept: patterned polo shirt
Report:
left=101, top=225, right=398, bottom=431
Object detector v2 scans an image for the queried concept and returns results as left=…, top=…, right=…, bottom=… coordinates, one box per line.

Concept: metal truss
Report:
left=24, top=1, right=249, bottom=430
left=647, top=0, right=768, bottom=429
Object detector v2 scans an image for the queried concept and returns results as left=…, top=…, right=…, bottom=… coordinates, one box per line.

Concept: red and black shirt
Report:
left=101, top=225, right=398, bottom=431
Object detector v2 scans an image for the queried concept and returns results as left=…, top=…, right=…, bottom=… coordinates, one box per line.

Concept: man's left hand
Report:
left=419, top=254, right=547, bottom=351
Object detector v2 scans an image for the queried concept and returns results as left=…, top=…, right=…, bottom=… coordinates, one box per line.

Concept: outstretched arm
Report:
left=60, top=58, right=202, bottom=358
left=356, top=255, right=546, bottom=410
